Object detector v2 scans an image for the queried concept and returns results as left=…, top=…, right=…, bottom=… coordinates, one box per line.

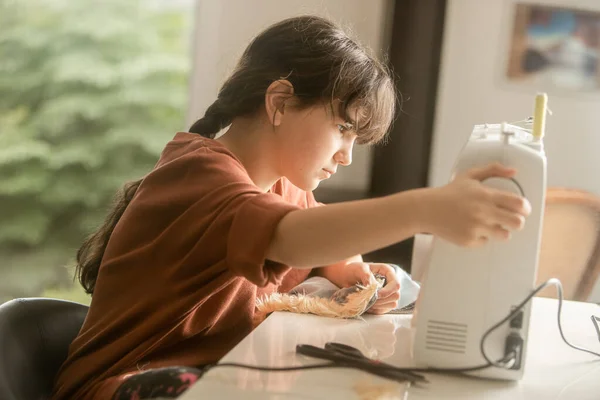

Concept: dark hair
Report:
left=76, top=179, right=141, bottom=294
left=75, top=15, right=396, bottom=295
left=189, top=15, right=397, bottom=144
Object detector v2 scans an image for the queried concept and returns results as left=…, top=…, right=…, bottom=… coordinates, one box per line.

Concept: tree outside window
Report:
left=0, top=0, right=194, bottom=304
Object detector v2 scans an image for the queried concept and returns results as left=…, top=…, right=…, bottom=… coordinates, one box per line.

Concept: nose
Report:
left=334, top=142, right=354, bottom=167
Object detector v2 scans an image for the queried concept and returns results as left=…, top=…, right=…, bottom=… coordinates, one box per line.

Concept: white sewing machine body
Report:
left=412, top=120, right=547, bottom=380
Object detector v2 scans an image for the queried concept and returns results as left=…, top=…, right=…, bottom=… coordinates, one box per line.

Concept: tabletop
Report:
left=179, top=297, right=600, bottom=399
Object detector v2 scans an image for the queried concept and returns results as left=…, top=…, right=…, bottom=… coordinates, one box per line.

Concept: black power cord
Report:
left=200, top=278, right=600, bottom=381
left=480, top=278, right=600, bottom=368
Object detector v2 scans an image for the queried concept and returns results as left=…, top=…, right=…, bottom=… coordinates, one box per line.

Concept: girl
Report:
left=51, top=15, right=530, bottom=400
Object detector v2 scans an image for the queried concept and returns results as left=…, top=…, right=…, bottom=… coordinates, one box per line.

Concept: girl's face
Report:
left=275, top=102, right=358, bottom=191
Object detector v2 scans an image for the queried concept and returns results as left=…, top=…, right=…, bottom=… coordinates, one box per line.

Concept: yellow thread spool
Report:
left=532, top=93, right=547, bottom=139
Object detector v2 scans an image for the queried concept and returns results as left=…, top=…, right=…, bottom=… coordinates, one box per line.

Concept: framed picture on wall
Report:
left=506, top=3, right=600, bottom=93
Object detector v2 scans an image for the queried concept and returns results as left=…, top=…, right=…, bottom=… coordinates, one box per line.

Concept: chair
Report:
left=536, top=188, right=600, bottom=301
left=0, top=298, right=88, bottom=400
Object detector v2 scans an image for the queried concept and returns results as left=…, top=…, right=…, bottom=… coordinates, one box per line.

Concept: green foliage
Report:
left=0, top=0, right=192, bottom=296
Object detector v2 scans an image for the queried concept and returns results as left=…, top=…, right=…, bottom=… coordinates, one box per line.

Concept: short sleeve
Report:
left=225, top=179, right=324, bottom=287
left=226, top=193, right=300, bottom=287
left=130, top=140, right=307, bottom=289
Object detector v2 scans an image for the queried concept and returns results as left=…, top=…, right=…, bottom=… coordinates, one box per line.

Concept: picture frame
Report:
left=506, top=3, right=600, bottom=93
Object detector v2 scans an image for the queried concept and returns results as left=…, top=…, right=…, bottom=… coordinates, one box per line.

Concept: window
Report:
left=0, top=0, right=195, bottom=304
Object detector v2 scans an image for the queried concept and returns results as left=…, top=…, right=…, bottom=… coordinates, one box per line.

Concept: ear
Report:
left=264, top=80, right=294, bottom=127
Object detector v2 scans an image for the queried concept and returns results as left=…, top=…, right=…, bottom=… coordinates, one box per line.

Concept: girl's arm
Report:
left=311, top=254, right=364, bottom=285
left=267, top=164, right=531, bottom=268
left=267, top=189, right=426, bottom=268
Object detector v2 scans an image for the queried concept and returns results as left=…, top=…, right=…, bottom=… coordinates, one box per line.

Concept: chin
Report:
left=288, top=176, right=320, bottom=192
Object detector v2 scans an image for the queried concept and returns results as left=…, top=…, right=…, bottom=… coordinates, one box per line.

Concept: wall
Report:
left=187, top=0, right=394, bottom=191
left=430, top=0, right=600, bottom=195
left=431, top=0, right=600, bottom=302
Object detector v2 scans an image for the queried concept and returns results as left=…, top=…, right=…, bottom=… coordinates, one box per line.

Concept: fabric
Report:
left=256, top=274, right=383, bottom=319
left=256, top=264, right=420, bottom=318
left=112, top=366, right=204, bottom=400
left=51, top=133, right=319, bottom=400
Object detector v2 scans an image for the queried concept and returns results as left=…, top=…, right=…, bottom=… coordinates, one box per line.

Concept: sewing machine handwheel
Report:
left=481, top=177, right=524, bottom=196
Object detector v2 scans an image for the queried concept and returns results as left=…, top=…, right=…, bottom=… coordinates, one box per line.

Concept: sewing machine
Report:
left=412, top=93, right=549, bottom=380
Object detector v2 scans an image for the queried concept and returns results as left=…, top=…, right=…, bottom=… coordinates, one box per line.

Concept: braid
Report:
left=189, top=99, right=233, bottom=138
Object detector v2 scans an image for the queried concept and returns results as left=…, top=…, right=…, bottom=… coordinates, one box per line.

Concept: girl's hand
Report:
left=423, top=163, right=532, bottom=247
left=365, top=263, right=401, bottom=315
left=342, top=262, right=401, bottom=315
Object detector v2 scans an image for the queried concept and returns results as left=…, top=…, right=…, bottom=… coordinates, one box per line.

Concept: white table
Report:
left=179, top=297, right=600, bottom=399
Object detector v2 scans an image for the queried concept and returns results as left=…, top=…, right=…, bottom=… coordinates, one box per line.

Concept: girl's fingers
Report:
left=492, top=191, right=531, bottom=216
left=492, top=208, right=526, bottom=231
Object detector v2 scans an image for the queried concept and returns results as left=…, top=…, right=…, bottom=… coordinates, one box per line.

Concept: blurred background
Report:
left=0, top=0, right=195, bottom=304
left=2, top=0, right=600, bottom=305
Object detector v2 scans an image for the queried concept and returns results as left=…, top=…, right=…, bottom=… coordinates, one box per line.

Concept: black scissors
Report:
left=296, top=342, right=428, bottom=384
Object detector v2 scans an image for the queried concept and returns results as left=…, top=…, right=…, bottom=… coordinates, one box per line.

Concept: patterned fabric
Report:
left=112, top=366, right=204, bottom=400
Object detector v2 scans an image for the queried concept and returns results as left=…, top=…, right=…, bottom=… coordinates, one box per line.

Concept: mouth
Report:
left=322, top=169, right=335, bottom=178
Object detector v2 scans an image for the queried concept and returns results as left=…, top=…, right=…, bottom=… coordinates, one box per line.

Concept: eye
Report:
left=337, top=124, right=348, bottom=134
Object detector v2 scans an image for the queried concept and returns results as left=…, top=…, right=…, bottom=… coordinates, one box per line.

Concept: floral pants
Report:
left=112, top=366, right=205, bottom=400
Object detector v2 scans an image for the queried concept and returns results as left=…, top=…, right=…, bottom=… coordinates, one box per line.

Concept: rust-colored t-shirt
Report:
left=51, top=132, right=320, bottom=400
